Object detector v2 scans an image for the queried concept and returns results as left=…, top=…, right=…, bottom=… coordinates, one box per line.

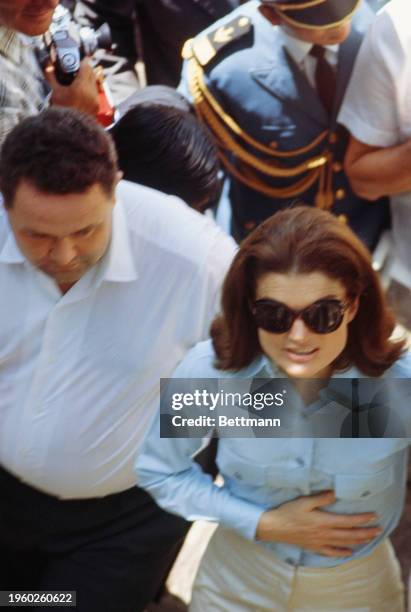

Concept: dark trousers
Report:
left=0, top=466, right=189, bottom=612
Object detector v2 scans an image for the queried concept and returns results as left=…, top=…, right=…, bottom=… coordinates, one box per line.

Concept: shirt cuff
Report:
left=218, top=493, right=265, bottom=541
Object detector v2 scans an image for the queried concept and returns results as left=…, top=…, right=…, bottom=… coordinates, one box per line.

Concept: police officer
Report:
left=182, top=0, right=389, bottom=246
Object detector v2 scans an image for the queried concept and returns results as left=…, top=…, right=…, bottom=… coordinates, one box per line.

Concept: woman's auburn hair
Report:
left=211, top=206, right=406, bottom=376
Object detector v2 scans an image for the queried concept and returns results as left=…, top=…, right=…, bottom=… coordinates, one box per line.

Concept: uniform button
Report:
left=234, top=471, right=243, bottom=480
left=244, top=221, right=256, bottom=231
left=335, top=188, right=346, bottom=200
left=332, top=162, right=343, bottom=172
left=338, top=214, right=348, bottom=224
left=238, top=17, right=250, bottom=27
left=295, top=457, right=305, bottom=467
left=361, top=490, right=371, bottom=497
left=329, top=132, right=338, bottom=144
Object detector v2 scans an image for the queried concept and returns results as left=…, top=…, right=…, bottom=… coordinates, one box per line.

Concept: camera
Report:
left=39, top=5, right=111, bottom=86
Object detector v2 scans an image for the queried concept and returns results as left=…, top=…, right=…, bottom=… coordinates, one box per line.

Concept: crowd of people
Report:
left=0, top=0, right=410, bottom=611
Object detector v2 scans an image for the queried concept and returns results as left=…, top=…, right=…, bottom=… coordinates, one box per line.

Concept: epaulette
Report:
left=182, top=16, right=252, bottom=67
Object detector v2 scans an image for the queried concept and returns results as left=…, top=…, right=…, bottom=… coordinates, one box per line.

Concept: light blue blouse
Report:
left=136, top=340, right=411, bottom=568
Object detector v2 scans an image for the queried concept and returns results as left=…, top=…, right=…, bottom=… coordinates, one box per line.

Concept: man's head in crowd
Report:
left=110, top=86, right=222, bottom=212
left=258, top=0, right=357, bottom=46
left=0, top=0, right=58, bottom=35
left=0, top=108, right=120, bottom=289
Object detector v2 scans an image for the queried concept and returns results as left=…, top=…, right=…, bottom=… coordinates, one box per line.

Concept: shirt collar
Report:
left=0, top=209, right=25, bottom=263
left=251, top=353, right=362, bottom=381
left=0, top=27, right=28, bottom=65
left=251, top=355, right=364, bottom=416
left=96, top=196, right=138, bottom=284
left=278, top=28, right=339, bottom=66
left=0, top=196, right=138, bottom=282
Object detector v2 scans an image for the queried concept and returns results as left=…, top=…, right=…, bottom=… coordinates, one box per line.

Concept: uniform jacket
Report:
left=183, top=0, right=389, bottom=245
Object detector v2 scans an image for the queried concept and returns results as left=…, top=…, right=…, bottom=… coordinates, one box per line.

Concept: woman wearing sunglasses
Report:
left=136, top=206, right=410, bottom=611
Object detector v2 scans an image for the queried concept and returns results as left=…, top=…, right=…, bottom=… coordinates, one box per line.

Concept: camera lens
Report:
left=61, top=53, right=77, bottom=69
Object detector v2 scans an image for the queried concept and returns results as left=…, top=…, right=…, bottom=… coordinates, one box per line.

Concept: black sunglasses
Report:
left=251, top=298, right=350, bottom=334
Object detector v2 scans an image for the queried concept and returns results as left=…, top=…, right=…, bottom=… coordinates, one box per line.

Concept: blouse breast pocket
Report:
left=217, top=443, right=274, bottom=505
left=217, top=442, right=308, bottom=506
left=334, top=464, right=395, bottom=500
left=218, top=443, right=268, bottom=486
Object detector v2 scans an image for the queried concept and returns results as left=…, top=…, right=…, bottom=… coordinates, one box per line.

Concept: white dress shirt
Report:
left=278, top=29, right=339, bottom=90
left=338, top=0, right=411, bottom=287
left=0, top=180, right=236, bottom=499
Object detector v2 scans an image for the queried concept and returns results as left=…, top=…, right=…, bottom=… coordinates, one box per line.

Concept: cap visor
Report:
left=279, top=0, right=360, bottom=29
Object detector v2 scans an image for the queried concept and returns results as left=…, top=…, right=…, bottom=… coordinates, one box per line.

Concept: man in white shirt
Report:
left=0, top=108, right=236, bottom=611
left=339, top=0, right=411, bottom=327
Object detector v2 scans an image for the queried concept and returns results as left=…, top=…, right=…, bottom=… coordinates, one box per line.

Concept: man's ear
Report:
left=258, top=4, right=282, bottom=25
left=110, top=171, right=123, bottom=207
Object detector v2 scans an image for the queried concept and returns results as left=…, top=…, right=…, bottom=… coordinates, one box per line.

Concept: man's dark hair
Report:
left=0, top=108, right=119, bottom=208
left=110, top=88, right=222, bottom=211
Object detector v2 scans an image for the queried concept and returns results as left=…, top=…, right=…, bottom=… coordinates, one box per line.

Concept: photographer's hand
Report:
left=256, top=491, right=381, bottom=557
left=45, top=58, right=100, bottom=116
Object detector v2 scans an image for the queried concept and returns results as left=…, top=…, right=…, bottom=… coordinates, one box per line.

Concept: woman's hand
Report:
left=256, top=490, right=382, bottom=557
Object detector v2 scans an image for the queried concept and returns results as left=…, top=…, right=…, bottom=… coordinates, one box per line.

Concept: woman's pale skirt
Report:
left=189, top=527, right=405, bottom=612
